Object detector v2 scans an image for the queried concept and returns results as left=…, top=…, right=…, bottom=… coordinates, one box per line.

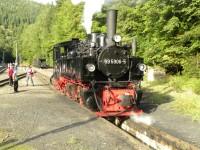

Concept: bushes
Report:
left=168, top=76, right=183, bottom=92
left=187, top=78, right=200, bottom=95
left=145, top=71, right=200, bottom=95
left=166, top=76, right=200, bottom=95
left=183, top=56, right=200, bottom=78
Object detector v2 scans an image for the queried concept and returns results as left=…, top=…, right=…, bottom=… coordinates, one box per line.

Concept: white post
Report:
left=147, top=67, right=155, bottom=81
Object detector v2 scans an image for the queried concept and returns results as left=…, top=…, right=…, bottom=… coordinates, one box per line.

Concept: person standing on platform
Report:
left=13, top=66, right=18, bottom=92
left=7, top=64, right=14, bottom=86
left=26, top=65, right=34, bottom=86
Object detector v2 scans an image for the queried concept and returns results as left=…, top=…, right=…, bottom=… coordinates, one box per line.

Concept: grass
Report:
left=187, top=78, right=200, bottom=95
left=167, top=76, right=200, bottom=95
left=147, top=75, right=200, bottom=94
left=143, top=75, right=200, bottom=121
left=0, top=141, right=34, bottom=150
left=65, top=136, right=91, bottom=150
left=168, top=76, right=186, bottom=92
left=171, top=94, right=200, bottom=121
left=0, top=129, right=9, bottom=143
left=66, top=136, right=80, bottom=145
left=5, top=145, right=35, bottom=150
left=0, top=129, right=34, bottom=150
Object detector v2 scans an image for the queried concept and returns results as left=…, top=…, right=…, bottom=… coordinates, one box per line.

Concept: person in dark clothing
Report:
left=13, top=67, right=18, bottom=92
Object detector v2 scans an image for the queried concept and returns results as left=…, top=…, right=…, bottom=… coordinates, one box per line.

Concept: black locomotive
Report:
left=52, top=10, right=145, bottom=117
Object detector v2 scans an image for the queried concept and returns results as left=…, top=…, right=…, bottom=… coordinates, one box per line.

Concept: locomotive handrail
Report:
left=92, top=81, right=138, bottom=84
left=93, top=81, right=130, bottom=83
left=91, top=81, right=102, bottom=111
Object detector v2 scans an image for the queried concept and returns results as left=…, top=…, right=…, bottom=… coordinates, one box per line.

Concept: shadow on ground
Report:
left=140, top=87, right=174, bottom=114
left=0, top=88, right=51, bottom=95
left=20, top=84, right=49, bottom=87
left=0, top=117, right=97, bottom=150
left=0, top=139, right=18, bottom=147
left=6, top=90, right=29, bottom=95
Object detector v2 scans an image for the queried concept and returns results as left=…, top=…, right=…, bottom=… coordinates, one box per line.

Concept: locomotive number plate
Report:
left=103, top=59, right=127, bottom=65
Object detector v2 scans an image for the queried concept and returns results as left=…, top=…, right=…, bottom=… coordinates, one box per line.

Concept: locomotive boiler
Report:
left=52, top=10, right=146, bottom=117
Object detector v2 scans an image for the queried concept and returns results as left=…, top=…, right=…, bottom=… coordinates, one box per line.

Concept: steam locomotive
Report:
left=52, top=10, right=145, bottom=118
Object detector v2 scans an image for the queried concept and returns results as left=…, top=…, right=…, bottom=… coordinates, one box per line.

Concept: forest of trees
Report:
left=0, top=0, right=42, bottom=63
left=0, top=0, right=199, bottom=77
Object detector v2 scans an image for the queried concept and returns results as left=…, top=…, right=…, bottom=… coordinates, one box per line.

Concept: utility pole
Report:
left=132, top=37, right=137, bottom=56
left=2, top=51, right=5, bottom=64
left=15, top=42, right=18, bottom=65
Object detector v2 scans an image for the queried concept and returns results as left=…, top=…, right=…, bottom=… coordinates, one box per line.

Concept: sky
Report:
left=32, top=0, right=56, bottom=5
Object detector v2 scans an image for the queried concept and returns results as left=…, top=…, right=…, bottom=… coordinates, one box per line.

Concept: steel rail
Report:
left=0, top=73, right=26, bottom=87
left=0, top=67, right=6, bottom=74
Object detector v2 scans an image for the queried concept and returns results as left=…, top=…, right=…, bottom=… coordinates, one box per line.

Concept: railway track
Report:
left=0, top=66, right=6, bottom=74
left=0, top=73, right=26, bottom=87
left=35, top=70, right=200, bottom=150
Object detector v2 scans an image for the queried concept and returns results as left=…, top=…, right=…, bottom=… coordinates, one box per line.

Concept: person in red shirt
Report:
left=7, top=64, right=14, bottom=86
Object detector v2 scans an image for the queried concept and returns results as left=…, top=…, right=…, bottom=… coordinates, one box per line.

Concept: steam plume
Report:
left=131, top=113, right=155, bottom=126
left=71, top=0, right=105, bottom=34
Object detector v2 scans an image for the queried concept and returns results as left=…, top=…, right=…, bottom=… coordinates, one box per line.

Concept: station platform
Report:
left=0, top=70, right=149, bottom=150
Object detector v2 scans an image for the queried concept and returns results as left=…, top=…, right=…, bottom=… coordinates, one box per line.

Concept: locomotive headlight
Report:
left=86, top=64, right=95, bottom=72
left=113, top=35, right=122, bottom=43
left=138, top=63, right=146, bottom=71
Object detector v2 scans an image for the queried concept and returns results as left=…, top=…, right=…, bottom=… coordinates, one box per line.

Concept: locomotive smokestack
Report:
left=106, top=9, right=118, bottom=47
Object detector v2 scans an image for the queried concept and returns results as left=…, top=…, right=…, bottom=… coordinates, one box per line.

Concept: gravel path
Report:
left=0, top=73, right=150, bottom=150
